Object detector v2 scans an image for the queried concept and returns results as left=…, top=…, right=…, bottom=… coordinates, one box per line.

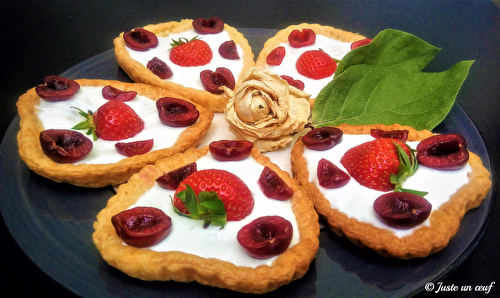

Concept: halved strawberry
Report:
left=169, top=36, right=213, bottom=67
left=296, top=49, right=337, bottom=80
left=173, top=169, right=254, bottom=226
left=72, top=101, right=144, bottom=141
left=340, top=138, right=421, bottom=193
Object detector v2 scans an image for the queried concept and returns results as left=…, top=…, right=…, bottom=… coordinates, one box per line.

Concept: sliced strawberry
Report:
left=169, top=37, right=213, bottom=67
left=296, top=50, right=337, bottom=80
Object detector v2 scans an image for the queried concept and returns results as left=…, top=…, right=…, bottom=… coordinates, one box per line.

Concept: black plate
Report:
left=0, top=28, right=493, bottom=298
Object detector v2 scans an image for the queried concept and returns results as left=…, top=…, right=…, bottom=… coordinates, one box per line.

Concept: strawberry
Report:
left=340, top=138, right=419, bottom=192
left=295, top=49, right=337, bottom=80
left=72, top=101, right=144, bottom=141
left=173, top=169, right=254, bottom=227
left=169, top=36, right=213, bottom=66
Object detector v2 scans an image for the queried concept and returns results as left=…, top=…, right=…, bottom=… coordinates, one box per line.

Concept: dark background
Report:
left=2, top=1, right=499, bottom=297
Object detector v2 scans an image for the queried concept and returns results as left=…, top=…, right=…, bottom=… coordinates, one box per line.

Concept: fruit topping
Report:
left=169, top=36, right=213, bottom=66
left=147, top=57, right=173, bottom=79
left=35, top=76, right=80, bottom=101
left=123, top=28, right=158, bottom=51
left=288, top=28, right=316, bottom=48
left=102, top=85, right=137, bottom=102
left=266, top=46, right=286, bottom=66
left=111, top=206, right=172, bottom=248
left=302, top=127, right=343, bottom=151
left=174, top=169, right=254, bottom=223
left=280, top=75, right=305, bottom=91
left=373, top=192, right=432, bottom=229
left=72, top=101, right=144, bottom=141
left=156, top=162, right=198, bottom=190
left=219, top=40, right=240, bottom=60
left=258, top=167, right=293, bottom=200
left=416, top=134, right=469, bottom=170
left=200, top=67, right=235, bottom=94
left=237, top=216, right=293, bottom=259
left=115, top=139, right=154, bottom=157
left=350, top=38, right=373, bottom=50
left=39, top=129, right=93, bottom=163
left=156, top=97, right=199, bottom=127
left=296, top=50, right=337, bottom=80
left=209, top=140, right=253, bottom=161
left=370, top=128, right=409, bottom=142
left=317, top=158, right=350, bottom=189
left=192, top=17, right=224, bottom=34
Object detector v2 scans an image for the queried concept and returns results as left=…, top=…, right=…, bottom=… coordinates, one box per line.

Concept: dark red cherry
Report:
left=351, top=38, right=373, bottom=50
left=39, top=129, right=93, bottom=163
left=156, top=97, right=199, bottom=127
left=111, top=206, right=172, bottom=248
left=373, top=192, right=432, bottom=229
left=156, top=162, right=198, bottom=190
left=102, top=85, right=137, bottom=102
left=416, top=134, right=469, bottom=170
left=123, top=28, right=158, bottom=51
left=266, top=46, right=286, bottom=66
left=302, top=127, right=343, bottom=151
left=258, top=167, right=293, bottom=200
left=35, top=76, right=80, bottom=101
left=280, top=75, right=305, bottom=91
left=219, top=40, right=239, bottom=60
left=115, top=139, right=154, bottom=157
left=147, top=57, right=173, bottom=79
left=192, top=17, right=224, bottom=34
left=317, top=158, right=350, bottom=189
left=209, top=140, right=253, bottom=161
left=237, top=216, right=293, bottom=259
left=370, top=128, right=409, bottom=142
left=288, top=29, right=316, bottom=48
left=200, top=67, right=235, bottom=94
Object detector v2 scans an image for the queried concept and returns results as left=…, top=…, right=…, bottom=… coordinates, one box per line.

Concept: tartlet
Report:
left=17, top=79, right=213, bottom=188
left=291, top=123, right=491, bottom=259
left=115, top=19, right=255, bottom=113
left=92, top=146, right=320, bottom=293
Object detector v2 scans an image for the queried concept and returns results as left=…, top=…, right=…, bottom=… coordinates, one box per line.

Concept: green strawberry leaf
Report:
left=391, top=142, right=428, bottom=196
left=71, top=107, right=97, bottom=141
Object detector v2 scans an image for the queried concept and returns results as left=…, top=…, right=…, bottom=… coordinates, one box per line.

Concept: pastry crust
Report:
left=92, top=147, right=320, bottom=293
left=255, top=23, right=365, bottom=107
left=17, top=79, right=214, bottom=188
left=114, top=19, right=255, bottom=113
left=291, top=123, right=491, bottom=259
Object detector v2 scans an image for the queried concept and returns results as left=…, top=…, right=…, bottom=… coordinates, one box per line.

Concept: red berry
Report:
left=39, top=129, right=93, bottom=163
left=93, top=101, right=145, bottom=141
left=258, top=167, right=293, bottom=200
left=147, top=57, right=173, bottom=79
left=35, top=76, right=80, bottom=101
left=169, top=37, right=213, bottom=67
left=296, top=50, right=337, bottom=80
left=219, top=40, right=239, bottom=60
left=156, top=97, right=199, bottom=127
left=351, top=38, right=372, bottom=50
left=288, top=29, right=316, bottom=48
left=123, top=28, right=158, bottom=51
left=266, top=46, right=286, bottom=66
left=302, top=127, right=343, bottom=151
left=317, top=158, right=350, bottom=189
left=416, top=134, right=469, bottom=170
left=200, top=67, right=235, bottom=94
left=373, top=192, right=432, bottom=229
left=192, top=17, right=224, bottom=34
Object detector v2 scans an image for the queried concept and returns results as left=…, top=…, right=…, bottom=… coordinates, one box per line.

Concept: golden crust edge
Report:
left=92, top=147, right=320, bottom=293
left=290, top=123, right=491, bottom=259
left=16, top=79, right=214, bottom=188
left=114, top=19, right=255, bottom=113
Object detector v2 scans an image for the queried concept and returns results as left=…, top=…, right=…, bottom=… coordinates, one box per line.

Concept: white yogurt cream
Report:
left=126, top=29, right=245, bottom=90
left=303, top=134, right=472, bottom=238
left=36, top=86, right=185, bottom=165
left=265, top=34, right=353, bottom=98
left=130, top=153, right=300, bottom=268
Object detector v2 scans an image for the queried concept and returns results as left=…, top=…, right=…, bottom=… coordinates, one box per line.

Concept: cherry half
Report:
left=280, top=75, right=305, bottom=91
left=258, top=167, right=294, bottom=200
left=192, top=17, right=224, bottom=34
left=266, top=46, right=286, bottom=66
left=209, top=140, right=253, bottom=161
left=200, top=67, right=235, bottom=94
left=288, top=28, right=316, bottom=48
left=111, top=206, right=172, bottom=248
left=123, top=28, right=158, bottom=51
left=35, top=76, right=80, bottom=102
left=302, top=127, right=343, bottom=151
left=370, top=128, right=409, bottom=142
left=351, top=38, right=373, bottom=50
left=416, top=134, right=469, bottom=170
left=102, top=85, right=137, bottom=101
left=156, top=97, right=199, bottom=127
left=115, top=139, right=154, bottom=157
left=147, top=57, right=173, bottom=79
left=317, top=158, right=350, bottom=189
left=156, top=162, right=198, bottom=190
left=373, top=192, right=432, bottom=229
left=39, top=129, right=93, bottom=163
left=237, top=216, right=293, bottom=259
left=219, top=40, right=240, bottom=60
